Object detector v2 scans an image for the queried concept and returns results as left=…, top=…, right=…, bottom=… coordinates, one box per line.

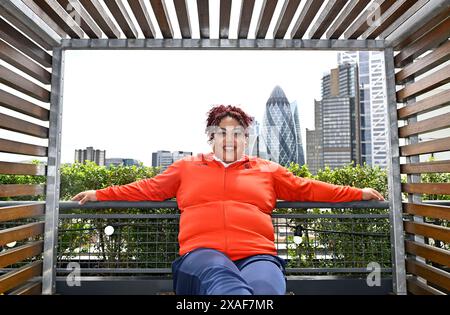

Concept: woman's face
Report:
left=211, top=116, right=247, bottom=163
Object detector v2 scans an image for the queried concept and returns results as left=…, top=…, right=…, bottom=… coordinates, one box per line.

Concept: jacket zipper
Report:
left=223, top=166, right=228, bottom=254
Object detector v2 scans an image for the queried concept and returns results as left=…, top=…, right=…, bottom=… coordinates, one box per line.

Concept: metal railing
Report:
left=0, top=200, right=392, bottom=277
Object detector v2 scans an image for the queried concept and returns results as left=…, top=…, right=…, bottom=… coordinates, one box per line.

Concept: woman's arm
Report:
left=271, top=163, right=384, bottom=202
left=71, top=159, right=184, bottom=204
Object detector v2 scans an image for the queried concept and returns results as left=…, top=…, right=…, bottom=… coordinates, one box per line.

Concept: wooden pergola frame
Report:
left=1, top=0, right=449, bottom=295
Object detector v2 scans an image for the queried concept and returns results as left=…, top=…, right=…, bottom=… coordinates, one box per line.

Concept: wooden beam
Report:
left=79, top=0, right=121, bottom=38
left=398, top=112, right=450, bottom=138
left=291, top=0, right=324, bottom=39
left=173, top=0, right=191, bottom=39
left=397, top=90, right=450, bottom=119
left=128, top=0, right=155, bottom=38
left=402, top=183, right=450, bottom=196
left=196, top=0, right=209, bottom=38
left=0, top=89, right=49, bottom=121
left=219, top=0, right=232, bottom=39
left=0, top=261, right=42, bottom=294
left=0, top=241, right=44, bottom=268
left=0, top=39, right=51, bottom=84
left=0, top=138, right=48, bottom=157
left=149, top=0, right=173, bottom=39
left=403, top=202, right=450, bottom=220
left=405, top=240, right=450, bottom=267
left=0, top=65, right=51, bottom=102
left=326, top=0, right=370, bottom=39
left=238, top=0, right=256, bottom=39
left=0, top=185, right=46, bottom=198
left=255, top=0, right=278, bottom=39
left=400, top=160, right=450, bottom=175
left=309, top=0, right=347, bottom=39
left=0, top=222, right=45, bottom=246
left=400, top=136, right=450, bottom=156
left=396, top=65, right=450, bottom=102
left=406, top=258, right=450, bottom=292
left=32, top=0, right=84, bottom=39
left=0, top=17, right=52, bottom=67
left=21, top=0, right=67, bottom=38
left=57, top=0, right=103, bottom=38
left=104, top=0, right=138, bottom=39
left=274, top=0, right=301, bottom=39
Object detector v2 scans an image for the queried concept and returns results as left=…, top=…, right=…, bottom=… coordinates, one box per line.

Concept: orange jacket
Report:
left=96, top=153, right=362, bottom=261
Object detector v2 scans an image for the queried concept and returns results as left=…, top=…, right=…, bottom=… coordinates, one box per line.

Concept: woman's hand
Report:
left=361, top=188, right=385, bottom=201
left=71, top=190, right=98, bottom=205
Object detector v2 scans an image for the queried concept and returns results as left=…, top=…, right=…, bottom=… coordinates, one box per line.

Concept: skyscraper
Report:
left=306, top=64, right=361, bottom=172
left=74, top=146, right=106, bottom=166
left=152, top=150, right=192, bottom=171
left=261, top=86, right=305, bottom=166
left=338, top=51, right=388, bottom=168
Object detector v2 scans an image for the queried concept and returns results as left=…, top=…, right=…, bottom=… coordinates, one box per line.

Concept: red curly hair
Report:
left=205, top=105, right=254, bottom=142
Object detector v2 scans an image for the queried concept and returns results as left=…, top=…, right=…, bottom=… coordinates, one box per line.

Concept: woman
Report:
left=71, top=105, right=384, bottom=295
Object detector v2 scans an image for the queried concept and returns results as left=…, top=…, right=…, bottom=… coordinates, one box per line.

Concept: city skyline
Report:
left=56, top=50, right=338, bottom=166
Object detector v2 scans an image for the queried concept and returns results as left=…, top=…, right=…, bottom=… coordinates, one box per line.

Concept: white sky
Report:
left=0, top=50, right=340, bottom=166
left=58, top=50, right=338, bottom=165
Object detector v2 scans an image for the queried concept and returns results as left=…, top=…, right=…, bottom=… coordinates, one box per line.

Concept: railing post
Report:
left=42, top=47, right=65, bottom=295
left=383, top=47, right=407, bottom=295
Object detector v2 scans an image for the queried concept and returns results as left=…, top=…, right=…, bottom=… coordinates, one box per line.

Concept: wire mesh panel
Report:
left=55, top=207, right=392, bottom=277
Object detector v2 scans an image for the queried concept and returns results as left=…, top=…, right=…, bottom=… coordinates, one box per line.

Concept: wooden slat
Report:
left=0, top=161, right=46, bottom=176
left=379, top=0, right=429, bottom=40
left=396, top=40, right=450, bottom=85
left=362, top=0, right=417, bottom=39
left=0, top=222, right=45, bottom=246
left=309, top=0, right=347, bottom=39
left=397, top=90, right=450, bottom=119
left=326, top=0, right=370, bottom=39
left=0, top=113, right=49, bottom=139
left=21, top=0, right=67, bottom=38
left=0, top=185, right=45, bottom=198
left=238, top=0, right=256, bottom=39
left=0, top=241, right=44, bottom=268
left=402, top=183, right=450, bottom=196
left=255, top=0, right=278, bottom=39
left=0, top=17, right=52, bottom=67
left=196, top=0, right=209, bottom=38
left=407, top=277, right=445, bottom=295
left=393, top=7, right=450, bottom=51
left=0, top=138, right=48, bottom=157
left=79, top=0, right=121, bottom=38
left=32, top=0, right=84, bottom=39
left=398, top=112, right=450, bottom=138
left=128, top=0, right=155, bottom=38
left=0, top=39, right=51, bottom=85
left=0, top=89, right=49, bottom=121
left=273, top=0, right=301, bottom=39
left=8, top=280, right=42, bottom=295
left=0, top=203, right=45, bottom=223
left=0, top=66, right=50, bottom=103
left=395, top=17, right=450, bottom=68
left=219, top=0, right=232, bottom=39
left=104, top=0, right=138, bottom=39
left=400, top=136, right=450, bottom=156
left=401, top=160, right=450, bottom=174
left=57, top=0, right=102, bottom=38
left=173, top=0, right=191, bottom=39
left=0, top=261, right=42, bottom=294
left=396, top=65, right=450, bottom=102
left=0, top=6, right=54, bottom=51
left=344, top=0, right=396, bottom=39
left=149, top=0, right=173, bottom=39
left=404, top=221, right=450, bottom=243
left=405, top=240, right=450, bottom=267
left=406, top=259, right=450, bottom=292
left=291, top=0, right=324, bottom=39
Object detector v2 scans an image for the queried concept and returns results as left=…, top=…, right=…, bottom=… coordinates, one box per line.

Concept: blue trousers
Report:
left=172, top=248, right=287, bottom=295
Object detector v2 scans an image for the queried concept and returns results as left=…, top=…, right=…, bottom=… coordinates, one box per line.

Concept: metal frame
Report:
left=383, top=47, right=407, bottom=295
left=37, top=38, right=406, bottom=295
left=42, top=47, right=65, bottom=295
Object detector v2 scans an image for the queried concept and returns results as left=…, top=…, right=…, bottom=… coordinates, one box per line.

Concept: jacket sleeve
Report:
left=95, top=159, right=183, bottom=201
left=271, top=163, right=362, bottom=202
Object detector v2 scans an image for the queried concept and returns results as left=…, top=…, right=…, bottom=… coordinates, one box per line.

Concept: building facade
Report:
left=74, top=146, right=106, bottom=166
left=261, top=86, right=305, bottom=167
left=152, top=150, right=192, bottom=171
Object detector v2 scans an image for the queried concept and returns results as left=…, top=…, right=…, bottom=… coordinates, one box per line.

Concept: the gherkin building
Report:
left=261, top=86, right=305, bottom=166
